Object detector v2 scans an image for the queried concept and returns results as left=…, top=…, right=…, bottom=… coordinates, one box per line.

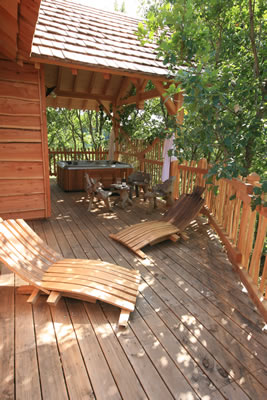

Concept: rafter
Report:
left=102, top=77, right=111, bottom=96
left=55, top=90, right=113, bottom=102
left=87, top=71, right=95, bottom=94
left=115, top=76, right=131, bottom=104
left=72, top=72, right=79, bottom=92
left=56, top=67, right=63, bottom=91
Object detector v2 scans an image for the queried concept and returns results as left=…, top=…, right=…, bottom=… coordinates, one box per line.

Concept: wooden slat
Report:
left=0, top=161, right=44, bottom=178
left=54, top=258, right=140, bottom=278
left=0, top=128, right=41, bottom=143
left=41, top=279, right=137, bottom=310
left=46, top=269, right=139, bottom=294
left=0, top=179, right=44, bottom=196
left=0, top=143, right=43, bottom=161
left=0, top=193, right=45, bottom=213
left=0, top=80, right=39, bottom=100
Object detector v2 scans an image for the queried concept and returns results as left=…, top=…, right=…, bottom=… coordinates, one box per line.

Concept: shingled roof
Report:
left=31, top=0, right=169, bottom=78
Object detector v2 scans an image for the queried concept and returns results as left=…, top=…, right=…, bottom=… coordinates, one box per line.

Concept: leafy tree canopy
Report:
left=47, top=108, right=111, bottom=150
left=138, top=0, right=266, bottom=183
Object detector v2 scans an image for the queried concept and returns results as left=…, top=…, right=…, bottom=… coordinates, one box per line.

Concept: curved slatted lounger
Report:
left=0, top=218, right=140, bottom=326
left=110, top=186, right=205, bottom=258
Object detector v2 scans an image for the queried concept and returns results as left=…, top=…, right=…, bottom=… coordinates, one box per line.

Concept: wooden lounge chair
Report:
left=110, top=186, right=205, bottom=258
left=0, top=218, right=141, bottom=326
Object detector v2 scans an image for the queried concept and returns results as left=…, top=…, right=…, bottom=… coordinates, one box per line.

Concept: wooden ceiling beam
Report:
left=55, top=90, right=113, bottom=102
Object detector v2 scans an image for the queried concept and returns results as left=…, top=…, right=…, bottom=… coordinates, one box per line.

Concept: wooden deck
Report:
left=1, top=179, right=266, bottom=400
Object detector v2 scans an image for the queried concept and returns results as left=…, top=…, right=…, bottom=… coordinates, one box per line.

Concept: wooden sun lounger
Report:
left=0, top=218, right=141, bottom=326
left=110, top=186, right=205, bottom=258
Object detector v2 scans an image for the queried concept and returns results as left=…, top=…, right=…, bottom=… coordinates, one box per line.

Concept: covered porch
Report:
left=1, top=179, right=266, bottom=400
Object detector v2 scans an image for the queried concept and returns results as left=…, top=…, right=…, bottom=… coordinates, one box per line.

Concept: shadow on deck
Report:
left=0, top=179, right=266, bottom=400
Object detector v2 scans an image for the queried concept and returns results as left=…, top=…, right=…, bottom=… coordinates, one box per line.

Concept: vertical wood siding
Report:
left=0, top=60, right=50, bottom=220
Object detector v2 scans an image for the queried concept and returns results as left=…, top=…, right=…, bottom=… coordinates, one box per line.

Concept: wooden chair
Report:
left=84, top=173, right=112, bottom=211
left=110, top=186, right=205, bottom=258
left=127, top=171, right=151, bottom=199
left=144, top=176, right=176, bottom=209
left=0, top=218, right=141, bottom=326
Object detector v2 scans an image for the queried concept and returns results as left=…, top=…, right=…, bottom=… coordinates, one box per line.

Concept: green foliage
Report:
left=114, top=0, right=126, bottom=13
left=47, top=108, right=111, bottom=149
left=118, top=96, right=174, bottom=143
left=139, top=0, right=266, bottom=183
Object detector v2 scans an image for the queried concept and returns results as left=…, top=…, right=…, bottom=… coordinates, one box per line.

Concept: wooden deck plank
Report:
left=33, top=296, right=69, bottom=400
left=84, top=302, right=148, bottom=400
left=0, top=284, right=15, bottom=400
left=66, top=299, right=122, bottom=400
left=130, top=310, right=221, bottom=399
left=50, top=299, right=95, bottom=399
left=2, top=179, right=267, bottom=400
left=103, top=304, right=175, bottom=400
left=15, top=292, right=42, bottom=399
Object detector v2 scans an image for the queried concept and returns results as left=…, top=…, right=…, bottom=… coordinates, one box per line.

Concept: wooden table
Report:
left=110, top=184, right=133, bottom=209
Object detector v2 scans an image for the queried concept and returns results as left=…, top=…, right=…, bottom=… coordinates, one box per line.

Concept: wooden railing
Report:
left=117, top=135, right=164, bottom=185
left=48, top=143, right=266, bottom=320
left=48, top=147, right=108, bottom=176
left=171, top=159, right=267, bottom=320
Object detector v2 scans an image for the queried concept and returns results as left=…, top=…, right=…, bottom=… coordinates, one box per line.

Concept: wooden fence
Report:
left=48, top=143, right=266, bottom=320
left=171, top=159, right=267, bottom=320
left=49, top=147, right=108, bottom=176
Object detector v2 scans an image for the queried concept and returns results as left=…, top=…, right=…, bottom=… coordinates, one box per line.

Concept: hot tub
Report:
left=57, top=160, right=133, bottom=191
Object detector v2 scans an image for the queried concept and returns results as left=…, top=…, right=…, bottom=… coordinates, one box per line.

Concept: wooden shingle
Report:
left=32, top=0, right=169, bottom=78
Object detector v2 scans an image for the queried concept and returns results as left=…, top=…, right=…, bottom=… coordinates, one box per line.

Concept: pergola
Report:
left=0, top=0, right=183, bottom=221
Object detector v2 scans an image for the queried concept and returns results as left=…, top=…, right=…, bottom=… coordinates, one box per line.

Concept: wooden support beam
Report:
left=118, top=310, right=130, bottom=327
left=55, top=90, right=113, bottom=102
left=71, top=68, right=78, bottom=75
left=47, top=291, right=62, bottom=306
left=27, top=289, right=40, bottom=304
left=97, top=99, right=112, bottom=117
left=153, top=81, right=177, bottom=115
left=117, top=88, right=159, bottom=106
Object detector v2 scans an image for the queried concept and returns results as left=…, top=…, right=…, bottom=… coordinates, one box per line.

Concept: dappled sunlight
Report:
left=56, top=199, right=64, bottom=203
left=37, top=320, right=59, bottom=346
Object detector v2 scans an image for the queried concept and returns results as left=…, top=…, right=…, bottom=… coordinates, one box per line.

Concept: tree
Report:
left=47, top=108, right=111, bottom=150
left=114, top=0, right=126, bottom=13
left=138, top=0, right=266, bottom=182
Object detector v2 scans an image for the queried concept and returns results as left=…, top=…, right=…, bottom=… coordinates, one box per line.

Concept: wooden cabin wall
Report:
left=0, top=59, right=51, bottom=220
